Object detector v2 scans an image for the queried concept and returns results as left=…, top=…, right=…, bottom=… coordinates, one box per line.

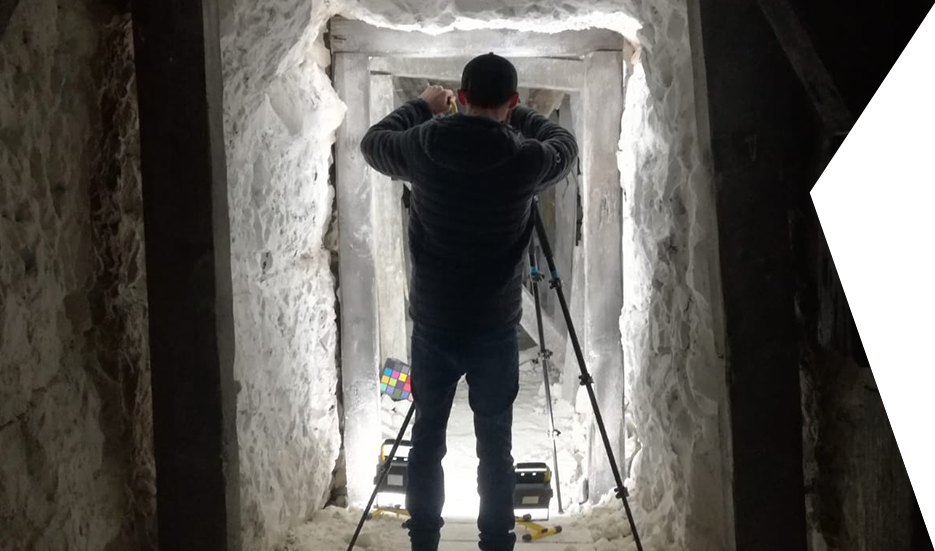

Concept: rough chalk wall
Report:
left=88, top=15, right=156, bottom=550
left=620, top=41, right=729, bottom=551
left=219, top=1, right=345, bottom=549
left=0, top=2, right=153, bottom=551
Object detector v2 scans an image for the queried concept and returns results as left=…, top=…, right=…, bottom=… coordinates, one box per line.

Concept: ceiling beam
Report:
left=754, top=0, right=854, bottom=132
left=370, top=56, right=585, bottom=91
left=329, top=17, right=623, bottom=58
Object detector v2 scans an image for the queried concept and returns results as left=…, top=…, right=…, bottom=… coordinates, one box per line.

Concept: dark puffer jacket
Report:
left=361, top=98, right=578, bottom=334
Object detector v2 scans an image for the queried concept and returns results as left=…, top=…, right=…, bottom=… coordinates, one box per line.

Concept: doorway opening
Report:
left=329, top=16, right=630, bottom=526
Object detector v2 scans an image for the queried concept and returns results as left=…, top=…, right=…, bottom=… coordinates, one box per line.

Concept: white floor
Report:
left=284, top=354, right=640, bottom=551
left=284, top=494, right=638, bottom=551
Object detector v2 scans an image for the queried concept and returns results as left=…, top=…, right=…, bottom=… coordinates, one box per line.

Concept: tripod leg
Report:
left=530, top=199, right=644, bottom=551
left=541, top=357, right=565, bottom=513
left=346, top=401, right=416, bottom=551
left=528, top=243, right=564, bottom=514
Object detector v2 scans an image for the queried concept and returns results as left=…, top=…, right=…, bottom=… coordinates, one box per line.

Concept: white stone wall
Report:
left=0, top=3, right=152, bottom=551
left=620, top=47, right=730, bottom=551
left=220, top=3, right=345, bottom=550
left=222, top=1, right=727, bottom=549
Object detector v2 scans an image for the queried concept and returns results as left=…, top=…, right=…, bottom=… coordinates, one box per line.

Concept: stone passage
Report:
left=284, top=348, right=642, bottom=550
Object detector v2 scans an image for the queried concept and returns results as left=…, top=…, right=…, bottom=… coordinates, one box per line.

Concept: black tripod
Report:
left=527, top=197, right=644, bottom=551
left=527, top=239, right=564, bottom=515
left=346, top=197, right=643, bottom=551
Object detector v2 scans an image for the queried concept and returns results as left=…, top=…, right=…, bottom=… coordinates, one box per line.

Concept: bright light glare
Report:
left=376, top=491, right=408, bottom=508
left=440, top=454, right=481, bottom=520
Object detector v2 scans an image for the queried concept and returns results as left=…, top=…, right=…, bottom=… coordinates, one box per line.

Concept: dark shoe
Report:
left=478, top=532, right=516, bottom=551
left=403, top=518, right=442, bottom=551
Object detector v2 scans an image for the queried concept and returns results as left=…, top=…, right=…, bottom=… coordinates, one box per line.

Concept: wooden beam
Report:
left=554, top=95, right=580, bottom=317
left=561, top=244, right=586, bottom=404
left=130, top=0, right=240, bottom=548
left=683, top=2, right=734, bottom=547
left=370, top=73, right=409, bottom=365
left=754, top=0, right=854, bottom=132
left=329, top=17, right=623, bottom=57
left=370, top=56, right=585, bottom=91
left=561, top=93, right=585, bottom=404
left=697, top=0, right=810, bottom=547
left=333, top=53, right=383, bottom=506
left=555, top=95, right=582, bottom=404
left=0, top=0, right=20, bottom=40
left=580, top=51, right=625, bottom=502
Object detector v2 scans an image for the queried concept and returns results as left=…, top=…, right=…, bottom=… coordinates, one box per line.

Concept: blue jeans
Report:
left=404, top=323, right=520, bottom=551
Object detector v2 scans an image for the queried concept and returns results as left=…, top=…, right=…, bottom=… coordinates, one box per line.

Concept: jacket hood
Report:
left=419, top=114, right=522, bottom=173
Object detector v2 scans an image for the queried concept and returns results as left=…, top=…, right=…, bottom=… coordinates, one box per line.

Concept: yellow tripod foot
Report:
left=368, top=506, right=410, bottom=520
left=516, top=515, right=563, bottom=542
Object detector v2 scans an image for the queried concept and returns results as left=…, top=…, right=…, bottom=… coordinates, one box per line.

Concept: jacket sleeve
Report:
left=360, top=98, right=434, bottom=182
left=510, top=105, right=579, bottom=191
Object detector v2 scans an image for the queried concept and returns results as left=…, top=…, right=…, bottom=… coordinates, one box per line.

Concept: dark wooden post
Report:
left=694, top=0, right=812, bottom=549
left=580, top=51, right=626, bottom=501
left=131, top=0, right=240, bottom=549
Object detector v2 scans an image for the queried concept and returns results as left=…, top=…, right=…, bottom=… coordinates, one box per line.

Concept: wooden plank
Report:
left=684, top=2, right=734, bottom=548
left=580, top=51, right=625, bottom=502
left=754, top=0, right=853, bottom=132
left=334, top=53, right=383, bottom=505
left=0, top=0, right=20, bottom=40
left=554, top=95, right=580, bottom=403
left=330, top=17, right=623, bottom=57
left=560, top=93, right=585, bottom=405
left=370, top=73, right=409, bottom=364
left=130, top=0, right=240, bottom=548
left=560, top=246, right=586, bottom=404
left=370, top=56, right=585, bottom=91
left=697, top=0, right=810, bottom=547
left=554, top=95, right=579, bottom=324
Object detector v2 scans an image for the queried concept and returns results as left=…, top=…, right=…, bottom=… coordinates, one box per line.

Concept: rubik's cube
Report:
left=381, top=357, right=412, bottom=402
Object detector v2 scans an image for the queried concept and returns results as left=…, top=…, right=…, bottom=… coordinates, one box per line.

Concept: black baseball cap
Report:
left=460, top=53, right=518, bottom=108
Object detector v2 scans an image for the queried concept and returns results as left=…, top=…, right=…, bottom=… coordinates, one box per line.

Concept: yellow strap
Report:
left=516, top=519, right=562, bottom=541
left=523, top=526, right=562, bottom=541
left=372, top=506, right=410, bottom=519
left=515, top=519, right=543, bottom=531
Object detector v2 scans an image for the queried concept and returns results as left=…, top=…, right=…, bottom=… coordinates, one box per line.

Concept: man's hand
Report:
left=420, top=85, right=455, bottom=115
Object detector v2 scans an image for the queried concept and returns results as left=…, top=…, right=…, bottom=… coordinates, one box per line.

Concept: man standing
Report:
left=360, top=53, right=578, bottom=551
